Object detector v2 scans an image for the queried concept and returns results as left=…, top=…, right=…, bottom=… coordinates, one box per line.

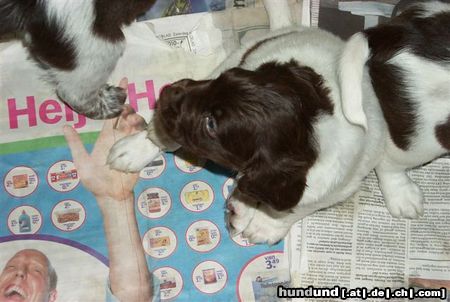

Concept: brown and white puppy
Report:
left=0, top=0, right=155, bottom=119
left=109, top=1, right=450, bottom=244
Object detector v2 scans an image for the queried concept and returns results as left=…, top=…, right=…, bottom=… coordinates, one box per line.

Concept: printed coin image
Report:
left=7, top=205, right=42, bottom=235
left=51, top=200, right=86, bottom=232
left=180, top=181, right=214, bottom=212
left=143, top=226, right=177, bottom=259
left=192, top=260, right=227, bottom=294
left=153, top=267, right=183, bottom=300
left=4, top=166, right=39, bottom=198
left=47, top=160, right=80, bottom=192
left=139, top=154, right=167, bottom=179
left=185, top=220, right=221, bottom=253
left=137, top=187, right=172, bottom=219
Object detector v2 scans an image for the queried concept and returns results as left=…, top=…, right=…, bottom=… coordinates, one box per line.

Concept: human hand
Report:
left=63, top=78, right=147, bottom=201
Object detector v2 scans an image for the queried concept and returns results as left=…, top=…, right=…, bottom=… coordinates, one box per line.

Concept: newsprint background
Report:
left=0, top=0, right=449, bottom=301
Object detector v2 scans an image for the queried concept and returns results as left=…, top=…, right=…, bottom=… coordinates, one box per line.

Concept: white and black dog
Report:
left=108, top=1, right=450, bottom=244
left=0, top=0, right=155, bottom=119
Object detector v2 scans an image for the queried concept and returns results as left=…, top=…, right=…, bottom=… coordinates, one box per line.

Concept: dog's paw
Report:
left=57, top=84, right=127, bottom=120
left=384, top=180, right=424, bottom=219
left=97, top=84, right=127, bottom=119
left=241, top=210, right=291, bottom=245
left=227, top=198, right=291, bottom=245
left=226, top=197, right=256, bottom=235
left=107, top=131, right=161, bottom=172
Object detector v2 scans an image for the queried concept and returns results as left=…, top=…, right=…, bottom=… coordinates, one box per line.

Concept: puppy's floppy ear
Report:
left=339, top=33, right=370, bottom=131
left=237, top=152, right=307, bottom=211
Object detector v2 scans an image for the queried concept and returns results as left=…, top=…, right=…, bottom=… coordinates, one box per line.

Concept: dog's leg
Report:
left=107, top=130, right=161, bottom=173
left=46, top=35, right=128, bottom=119
left=226, top=196, right=257, bottom=236
left=108, top=115, right=180, bottom=172
left=20, top=0, right=132, bottom=119
left=263, top=0, right=293, bottom=31
left=339, top=32, right=370, bottom=131
left=55, top=70, right=127, bottom=119
left=375, top=161, right=424, bottom=219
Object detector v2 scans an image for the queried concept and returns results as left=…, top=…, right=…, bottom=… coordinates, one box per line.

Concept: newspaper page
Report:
left=138, top=0, right=304, bottom=21
left=319, top=0, right=399, bottom=39
left=287, top=157, right=450, bottom=301
left=0, top=3, right=310, bottom=302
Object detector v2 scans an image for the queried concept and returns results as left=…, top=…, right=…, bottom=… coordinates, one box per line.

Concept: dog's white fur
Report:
left=42, top=0, right=126, bottom=115
left=2, top=0, right=132, bottom=118
left=109, top=0, right=450, bottom=244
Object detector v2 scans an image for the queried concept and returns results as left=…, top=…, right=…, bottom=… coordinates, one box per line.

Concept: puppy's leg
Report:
left=108, top=116, right=180, bottom=172
left=243, top=204, right=295, bottom=245
left=57, top=81, right=127, bottom=120
left=49, top=39, right=127, bottom=119
left=376, top=161, right=424, bottom=219
left=227, top=194, right=296, bottom=245
left=226, top=196, right=257, bottom=236
left=107, top=130, right=161, bottom=173
left=24, top=0, right=129, bottom=119
left=263, top=0, right=293, bottom=31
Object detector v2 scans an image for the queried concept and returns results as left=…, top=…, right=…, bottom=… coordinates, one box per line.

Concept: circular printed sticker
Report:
left=51, top=200, right=86, bottom=232
left=174, top=151, right=205, bottom=173
left=222, top=177, right=236, bottom=200
left=237, top=251, right=290, bottom=302
left=139, top=154, right=167, bottom=179
left=231, top=233, right=255, bottom=247
left=192, top=260, right=228, bottom=294
left=153, top=267, right=183, bottom=300
left=185, top=220, right=221, bottom=253
left=137, top=187, right=172, bottom=219
left=4, top=166, right=39, bottom=198
left=143, top=227, right=177, bottom=259
left=180, top=181, right=214, bottom=212
left=47, top=160, right=80, bottom=192
left=7, top=205, right=42, bottom=235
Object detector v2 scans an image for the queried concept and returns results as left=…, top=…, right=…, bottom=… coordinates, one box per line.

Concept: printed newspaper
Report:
left=286, top=156, right=450, bottom=301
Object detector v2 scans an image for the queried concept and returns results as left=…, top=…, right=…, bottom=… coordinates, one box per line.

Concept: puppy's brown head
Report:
left=156, top=60, right=333, bottom=211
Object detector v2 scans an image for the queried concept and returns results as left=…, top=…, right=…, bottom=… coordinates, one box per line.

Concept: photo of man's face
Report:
left=0, top=249, right=57, bottom=302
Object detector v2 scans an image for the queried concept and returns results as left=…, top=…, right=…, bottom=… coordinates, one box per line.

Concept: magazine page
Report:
left=0, top=3, right=309, bottom=301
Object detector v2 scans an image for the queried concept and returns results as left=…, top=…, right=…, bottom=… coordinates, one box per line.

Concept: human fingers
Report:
left=96, top=118, right=117, bottom=146
left=119, top=77, right=128, bottom=90
left=63, top=125, right=90, bottom=167
left=117, top=105, right=146, bottom=133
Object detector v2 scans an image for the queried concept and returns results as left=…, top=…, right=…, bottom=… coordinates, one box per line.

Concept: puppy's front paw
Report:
left=226, top=197, right=256, bottom=236
left=108, top=131, right=161, bottom=172
left=227, top=198, right=290, bottom=245
left=241, top=209, right=291, bottom=245
left=384, top=180, right=424, bottom=219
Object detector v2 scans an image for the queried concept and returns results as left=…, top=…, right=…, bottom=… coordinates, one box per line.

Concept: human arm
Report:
left=63, top=79, right=154, bottom=301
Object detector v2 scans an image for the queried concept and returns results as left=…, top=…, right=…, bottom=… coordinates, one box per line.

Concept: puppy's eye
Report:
left=205, top=115, right=217, bottom=137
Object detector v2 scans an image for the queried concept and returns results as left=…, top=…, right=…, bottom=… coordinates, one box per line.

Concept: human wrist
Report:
left=96, top=194, right=135, bottom=213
